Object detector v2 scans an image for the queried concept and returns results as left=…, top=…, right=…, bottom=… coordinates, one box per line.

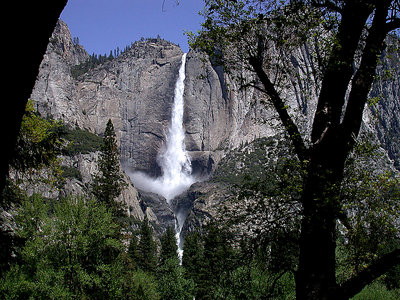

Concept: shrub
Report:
left=351, top=281, right=400, bottom=300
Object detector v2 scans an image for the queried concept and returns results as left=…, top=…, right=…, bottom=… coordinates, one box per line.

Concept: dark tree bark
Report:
left=1, top=1, right=68, bottom=201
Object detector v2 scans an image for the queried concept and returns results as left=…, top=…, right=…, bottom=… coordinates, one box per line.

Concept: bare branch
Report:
left=249, top=56, right=309, bottom=164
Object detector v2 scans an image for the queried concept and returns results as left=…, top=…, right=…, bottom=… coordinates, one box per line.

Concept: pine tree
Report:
left=157, top=257, right=195, bottom=300
left=197, top=224, right=237, bottom=299
left=182, top=231, right=203, bottom=287
left=159, top=226, right=178, bottom=265
left=137, top=215, right=157, bottom=273
left=127, top=233, right=140, bottom=267
left=92, top=119, right=125, bottom=216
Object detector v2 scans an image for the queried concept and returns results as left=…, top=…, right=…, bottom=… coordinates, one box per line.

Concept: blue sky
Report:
left=60, top=0, right=205, bottom=54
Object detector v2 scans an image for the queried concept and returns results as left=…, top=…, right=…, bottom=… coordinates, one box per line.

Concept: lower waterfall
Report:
left=129, top=53, right=194, bottom=261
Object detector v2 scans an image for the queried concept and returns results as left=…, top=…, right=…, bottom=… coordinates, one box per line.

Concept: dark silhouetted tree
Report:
left=191, top=1, right=400, bottom=298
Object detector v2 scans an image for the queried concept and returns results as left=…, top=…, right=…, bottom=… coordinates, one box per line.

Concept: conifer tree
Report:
left=157, top=257, right=195, bottom=300
left=127, top=233, right=140, bottom=266
left=92, top=119, right=125, bottom=216
left=197, top=224, right=237, bottom=299
left=137, top=215, right=157, bottom=273
left=159, top=226, right=178, bottom=265
left=182, top=231, right=203, bottom=288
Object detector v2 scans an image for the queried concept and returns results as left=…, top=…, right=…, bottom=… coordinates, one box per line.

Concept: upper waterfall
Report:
left=157, top=53, right=194, bottom=202
left=129, top=53, right=195, bottom=202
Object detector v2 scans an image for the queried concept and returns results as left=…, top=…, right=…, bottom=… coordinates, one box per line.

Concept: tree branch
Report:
left=385, top=18, right=400, bottom=32
left=267, top=269, right=293, bottom=298
left=339, top=248, right=400, bottom=299
left=341, top=0, right=391, bottom=153
left=311, top=2, right=374, bottom=144
left=249, top=56, right=309, bottom=164
left=310, top=0, right=343, bottom=13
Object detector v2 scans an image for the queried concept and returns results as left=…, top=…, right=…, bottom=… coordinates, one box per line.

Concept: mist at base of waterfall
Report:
left=128, top=170, right=195, bottom=204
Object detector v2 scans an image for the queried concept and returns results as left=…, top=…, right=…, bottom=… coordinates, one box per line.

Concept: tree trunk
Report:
left=296, top=204, right=338, bottom=300
left=295, top=127, right=348, bottom=299
left=296, top=171, right=342, bottom=298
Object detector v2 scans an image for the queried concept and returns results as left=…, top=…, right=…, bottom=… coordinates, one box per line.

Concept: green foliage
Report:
left=61, top=125, right=103, bottom=156
left=92, top=119, right=126, bottom=215
left=339, top=134, right=400, bottom=279
left=60, top=166, right=82, bottom=181
left=182, top=231, right=204, bottom=287
left=212, top=136, right=302, bottom=270
left=1, top=101, right=65, bottom=273
left=195, top=223, right=239, bottom=299
left=70, top=44, right=134, bottom=80
left=351, top=281, right=400, bottom=300
left=209, top=133, right=400, bottom=297
left=212, top=136, right=302, bottom=199
left=137, top=216, right=158, bottom=273
left=0, top=195, right=162, bottom=300
left=182, top=226, right=298, bottom=299
left=157, top=258, right=195, bottom=300
left=127, top=232, right=140, bottom=266
left=11, top=100, right=65, bottom=186
left=218, top=264, right=295, bottom=300
left=124, top=269, right=160, bottom=300
left=0, top=195, right=130, bottom=299
left=70, top=52, right=115, bottom=79
left=383, top=242, right=400, bottom=290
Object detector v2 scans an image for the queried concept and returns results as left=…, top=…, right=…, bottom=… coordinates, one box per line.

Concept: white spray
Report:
left=129, top=53, right=194, bottom=260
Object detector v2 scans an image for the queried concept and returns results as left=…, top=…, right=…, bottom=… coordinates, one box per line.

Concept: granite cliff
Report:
left=31, top=20, right=400, bottom=235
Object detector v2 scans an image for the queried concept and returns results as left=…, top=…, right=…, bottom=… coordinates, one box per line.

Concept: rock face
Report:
left=32, top=20, right=88, bottom=123
left=31, top=20, right=400, bottom=235
left=78, top=41, right=184, bottom=176
left=32, top=22, right=184, bottom=176
left=60, top=152, right=144, bottom=220
left=137, top=190, right=175, bottom=234
left=370, top=36, right=400, bottom=170
left=31, top=20, right=285, bottom=178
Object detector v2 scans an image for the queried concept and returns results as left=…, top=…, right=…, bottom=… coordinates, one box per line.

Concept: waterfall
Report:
left=129, top=53, right=194, bottom=261
left=157, top=53, right=194, bottom=203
